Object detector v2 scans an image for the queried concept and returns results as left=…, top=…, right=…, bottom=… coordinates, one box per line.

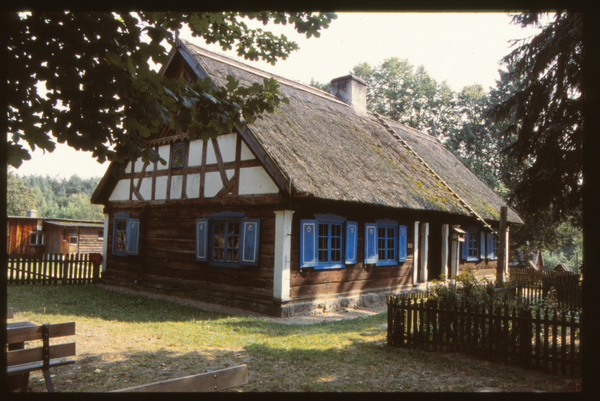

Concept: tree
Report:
left=7, top=12, right=336, bottom=174
left=352, top=57, right=458, bottom=138
left=486, top=12, right=583, bottom=226
left=7, top=169, right=37, bottom=216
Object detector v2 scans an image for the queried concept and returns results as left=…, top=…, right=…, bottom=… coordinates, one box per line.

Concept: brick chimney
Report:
left=330, top=74, right=368, bottom=117
left=26, top=209, right=37, bottom=218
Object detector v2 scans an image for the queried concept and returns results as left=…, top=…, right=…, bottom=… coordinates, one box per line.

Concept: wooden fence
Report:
left=509, top=267, right=579, bottom=283
left=7, top=253, right=102, bottom=285
left=388, top=298, right=581, bottom=377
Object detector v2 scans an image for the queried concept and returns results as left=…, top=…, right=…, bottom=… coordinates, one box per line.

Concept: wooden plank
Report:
left=7, top=322, right=76, bottom=343
left=113, top=365, right=248, bottom=392
left=7, top=343, right=76, bottom=366
left=7, top=358, right=75, bottom=376
left=210, top=137, right=229, bottom=186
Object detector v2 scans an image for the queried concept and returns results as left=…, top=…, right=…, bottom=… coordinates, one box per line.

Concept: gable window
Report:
left=30, top=232, right=44, bottom=246
left=300, top=214, right=357, bottom=270
left=196, top=212, right=260, bottom=267
left=487, top=232, right=498, bottom=260
left=462, top=227, right=481, bottom=262
left=364, top=219, right=408, bottom=266
left=112, top=212, right=139, bottom=256
left=172, top=143, right=185, bottom=168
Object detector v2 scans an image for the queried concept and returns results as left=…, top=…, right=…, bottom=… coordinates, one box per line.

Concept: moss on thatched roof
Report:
left=181, top=41, right=523, bottom=224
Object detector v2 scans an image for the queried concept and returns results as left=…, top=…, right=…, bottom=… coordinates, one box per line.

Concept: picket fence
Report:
left=388, top=297, right=581, bottom=377
left=7, top=253, right=102, bottom=285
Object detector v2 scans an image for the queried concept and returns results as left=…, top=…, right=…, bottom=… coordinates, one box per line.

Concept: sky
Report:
left=13, top=12, right=541, bottom=180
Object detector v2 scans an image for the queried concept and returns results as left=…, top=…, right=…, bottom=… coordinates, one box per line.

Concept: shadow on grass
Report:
left=8, top=284, right=388, bottom=338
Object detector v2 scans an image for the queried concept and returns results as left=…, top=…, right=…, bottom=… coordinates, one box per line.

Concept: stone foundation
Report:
left=100, top=275, right=427, bottom=318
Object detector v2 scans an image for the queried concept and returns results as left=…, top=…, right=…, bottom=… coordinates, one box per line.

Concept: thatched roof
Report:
left=184, top=41, right=522, bottom=224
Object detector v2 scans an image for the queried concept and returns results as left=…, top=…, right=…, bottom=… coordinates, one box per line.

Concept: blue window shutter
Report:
left=364, top=223, right=378, bottom=264
left=196, top=218, right=208, bottom=262
left=461, top=235, right=469, bottom=260
left=480, top=231, right=486, bottom=259
left=300, top=220, right=316, bottom=268
left=125, top=219, right=139, bottom=255
left=398, top=225, right=407, bottom=262
left=240, top=218, right=260, bottom=266
left=345, top=221, right=358, bottom=264
left=487, top=233, right=494, bottom=259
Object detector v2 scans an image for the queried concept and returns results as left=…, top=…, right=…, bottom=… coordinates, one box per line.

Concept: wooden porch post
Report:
left=497, top=206, right=507, bottom=287
left=441, top=224, right=449, bottom=279
left=413, top=221, right=419, bottom=285
left=273, top=210, right=295, bottom=302
left=420, top=222, right=429, bottom=283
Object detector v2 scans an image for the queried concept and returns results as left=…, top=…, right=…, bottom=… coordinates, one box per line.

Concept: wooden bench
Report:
left=6, top=320, right=76, bottom=392
left=112, top=365, right=248, bottom=392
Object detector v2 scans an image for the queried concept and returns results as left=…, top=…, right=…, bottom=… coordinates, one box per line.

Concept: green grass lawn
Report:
left=7, top=285, right=576, bottom=392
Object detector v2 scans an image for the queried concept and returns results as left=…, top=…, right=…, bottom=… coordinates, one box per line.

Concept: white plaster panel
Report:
left=170, top=176, right=183, bottom=199
left=204, top=172, right=221, bottom=198
left=240, top=140, right=255, bottom=161
left=186, top=173, right=201, bottom=198
left=133, top=159, right=145, bottom=173
left=139, top=177, right=152, bottom=200
left=188, top=140, right=204, bottom=166
left=155, top=176, right=168, bottom=200
left=216, top=133, right=237, bottom=163
left=206, top=140, right=216, bottom=165
left=157, top=145, right=170, bottom=170
left=203, top=170, right=234, bottom=198
left=239, top=166, right=279, bottom=195
left=124, top=162, right=132, bottom=174
left=108, top=179, right=130, bottom=201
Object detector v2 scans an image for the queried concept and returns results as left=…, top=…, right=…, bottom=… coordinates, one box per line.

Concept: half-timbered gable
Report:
left=106, top=132, right=280, bottom=203
left=92, top=39, right=523, bottom=317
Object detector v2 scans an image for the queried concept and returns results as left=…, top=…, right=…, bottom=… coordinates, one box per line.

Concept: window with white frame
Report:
left=300, top=214, right=358, bottom=270
left=30, top=232, right=44, bottom=246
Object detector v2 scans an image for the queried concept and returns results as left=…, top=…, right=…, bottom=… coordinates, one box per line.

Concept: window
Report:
left=196, top=212, right=260, bottom=267
left=172, top=143, right=185, bottom=168
left=30, top=232, right=44, bottom=246
left=364, top=220, right=407, bottom=266
left=300, top=214, right=357, bottom=270
left=98, top=230, right=104, bottom=240
left=487, top=232, right=498, bottom=260
left=462, top=227, right=482, bottom=262
left=112, top=212, right=139, bottom=256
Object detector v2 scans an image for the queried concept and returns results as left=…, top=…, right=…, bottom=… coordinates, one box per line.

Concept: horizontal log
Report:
left=114, top=365, right=248, bottom=392
left=141, top=274, right=273, bottom=298
left=7, top=343, right=76, bottom=367
left=290, top=265, right=412, bottom=286
left=291, top=275, right=412, bottom=298
left=7, top=322, right=75, bottom=344
left=108, top=194, right=286, bottom=209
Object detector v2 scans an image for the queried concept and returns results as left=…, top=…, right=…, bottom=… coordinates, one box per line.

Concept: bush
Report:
left=427, top=268, right=518, bottom=310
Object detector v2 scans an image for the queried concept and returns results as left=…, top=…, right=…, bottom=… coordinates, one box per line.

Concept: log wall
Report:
left=104, top=201, right=282, bottom=315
